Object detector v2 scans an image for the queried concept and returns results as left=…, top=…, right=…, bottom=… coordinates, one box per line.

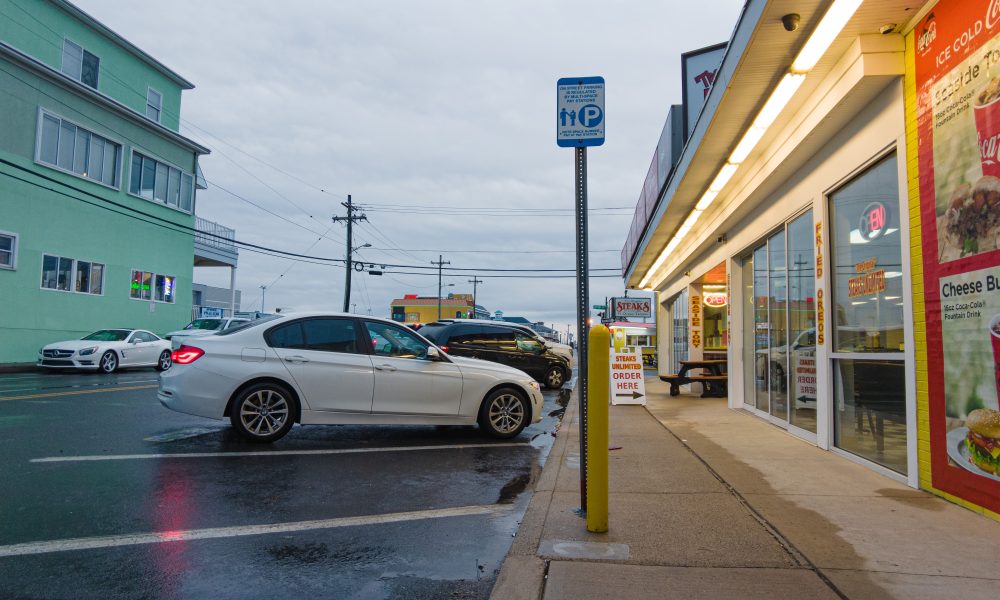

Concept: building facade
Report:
left=0, top=0, right=228, bottom=364
left=390, top=294, right=476, bottom=325
left=623, top=0, right=1000, bottom=520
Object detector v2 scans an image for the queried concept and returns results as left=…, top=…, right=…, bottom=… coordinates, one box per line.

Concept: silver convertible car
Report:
left=158, top=313, right=544, bottom=442
left=38, top=328, right=173, bottom=373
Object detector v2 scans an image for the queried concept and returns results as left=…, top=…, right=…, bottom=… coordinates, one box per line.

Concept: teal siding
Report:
left=0, top=0, right=185, bottom=131
left=0, top=5, right=203, bottom=365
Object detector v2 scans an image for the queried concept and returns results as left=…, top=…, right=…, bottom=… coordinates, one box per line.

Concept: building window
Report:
left=0, top=231, right=17, bottom=269
left=829, top=153, right=907, bottom=474
left=37, top=111, right=121, bottom=188
left=146, top=88, right=162, bottom=122
left=61, top=39, right=99, bottom=89
left=128, top=151, right=194, bottom=213
left=131, top=270, right=175, bottom=303
left=41, top=254, right=104, bottom=294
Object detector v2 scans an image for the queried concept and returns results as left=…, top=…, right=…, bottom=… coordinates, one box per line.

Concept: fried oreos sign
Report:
left=611, top=297, right=652, bottom=319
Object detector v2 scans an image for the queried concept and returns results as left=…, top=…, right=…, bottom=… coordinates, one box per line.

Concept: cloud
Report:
left=76, top=0, right=743, bottom=334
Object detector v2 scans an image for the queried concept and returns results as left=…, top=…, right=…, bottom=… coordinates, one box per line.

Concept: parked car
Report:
left=38, top=329, right=172, bottom=373
left=159, top=313, right=544, bottom=442
left=417, top=320, right=571, bottom=389
left=164, top=317, right=251, bottom=341
left=428, top=318, right=574, bottom=368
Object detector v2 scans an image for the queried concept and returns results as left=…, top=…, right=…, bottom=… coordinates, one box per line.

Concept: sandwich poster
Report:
left=915, top=0, right=1000, bottom=510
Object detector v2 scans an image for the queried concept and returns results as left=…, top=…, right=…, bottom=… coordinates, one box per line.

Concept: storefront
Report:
left=626, top=0, right=1000, bottom=519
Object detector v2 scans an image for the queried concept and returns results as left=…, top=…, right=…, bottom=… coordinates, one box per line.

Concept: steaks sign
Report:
left=611, top=297, right=652, bottom=319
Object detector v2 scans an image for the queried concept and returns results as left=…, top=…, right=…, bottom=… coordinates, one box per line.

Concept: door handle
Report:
left=374, top=364, right=397, bottom=372
left=285, top=355, right=310, bottom=364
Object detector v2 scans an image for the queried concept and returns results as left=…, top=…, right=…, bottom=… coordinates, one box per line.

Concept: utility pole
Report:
left=259, top=285, right=266, bottom=313
left=332, top=194, right=367, bottom=312
left=432, top=254, right=450, bottom=320
left=468, top=276, right=483, bottom=318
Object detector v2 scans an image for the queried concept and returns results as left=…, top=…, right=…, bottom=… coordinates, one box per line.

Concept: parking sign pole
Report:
left=575, top=145, right=589, bottom=511
left=557, top=76, right=604, bottom=513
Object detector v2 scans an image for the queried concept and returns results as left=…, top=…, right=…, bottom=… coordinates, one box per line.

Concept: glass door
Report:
left=742, top=211, right=816, bottom=431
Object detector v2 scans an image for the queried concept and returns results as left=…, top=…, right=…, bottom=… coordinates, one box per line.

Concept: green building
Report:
left=0, top=0, right=237, bottom=366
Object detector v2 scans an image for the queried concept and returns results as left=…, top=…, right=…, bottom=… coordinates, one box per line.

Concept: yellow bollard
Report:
left=587, top=324, right=610, bottom=533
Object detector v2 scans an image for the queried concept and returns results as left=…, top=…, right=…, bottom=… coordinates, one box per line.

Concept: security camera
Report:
left=782, top=13, right=800, bottom=32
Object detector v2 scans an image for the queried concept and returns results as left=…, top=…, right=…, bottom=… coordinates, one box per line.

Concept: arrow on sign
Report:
left=615, top=391, right=644, bottom=400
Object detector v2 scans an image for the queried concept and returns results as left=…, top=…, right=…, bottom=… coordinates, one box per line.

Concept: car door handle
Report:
left=374, top=364, right=397, bottom=372
left=285, top=355, right=310, bottom=364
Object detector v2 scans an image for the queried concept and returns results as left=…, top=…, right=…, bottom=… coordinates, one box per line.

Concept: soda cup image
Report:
left=975, top=80, right=1000, bottom=177
left=991, top=314, right=1000, bottom=400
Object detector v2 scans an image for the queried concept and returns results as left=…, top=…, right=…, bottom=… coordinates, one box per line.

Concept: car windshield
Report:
left=216, top=315, right=280, bottom=336
left=185, top=319, right=224, bottom=331
left=82, top=330, right=131, bottom=341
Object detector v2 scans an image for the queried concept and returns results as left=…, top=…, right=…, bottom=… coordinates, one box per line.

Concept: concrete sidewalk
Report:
left=491, top=377, right=1000, bottom=599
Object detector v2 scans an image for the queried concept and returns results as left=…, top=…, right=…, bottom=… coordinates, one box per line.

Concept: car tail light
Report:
left=440, top=345, right=449, bottom=353
left=172, top=345, right=204, bottom=365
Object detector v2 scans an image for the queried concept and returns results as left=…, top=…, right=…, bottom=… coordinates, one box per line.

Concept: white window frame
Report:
left=34, top=108, right=123, bottom=190
left=129, top=269, right=177, bottom=304
left=0, top=230, right=18, bottom=270
left=39, top=253, right=105, bottom=296
left=126, top=148, right=195, bottom=214
left=145, top=87, right=162, bottom=123
left=61, top=38, right=100, bottom=89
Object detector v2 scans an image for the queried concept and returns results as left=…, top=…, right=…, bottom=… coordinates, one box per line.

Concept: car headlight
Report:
left=528, top=381, right=540, bottom=391
left=78, top=346, right=98, bottom=356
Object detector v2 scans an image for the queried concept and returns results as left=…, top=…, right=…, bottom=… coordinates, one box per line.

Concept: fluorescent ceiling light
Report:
left=755, top=73, right=806, bottom=128
left=729, top=126, right=766, bottom=164
left=708, top=163, right=739, bottom=192
left=682, top=209, right=703, bottom=230
left=792, top=0, right=863, bottom=72
left=695, top=190, right=718, bottom=211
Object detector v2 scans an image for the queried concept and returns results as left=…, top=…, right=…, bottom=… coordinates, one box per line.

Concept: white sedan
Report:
left=159, top=312, right=544, bottom=442
left=38, top=329, right=173, bottom=373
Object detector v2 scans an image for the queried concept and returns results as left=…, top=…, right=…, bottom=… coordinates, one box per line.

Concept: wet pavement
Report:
left=0, top=370, right=566, bottom=599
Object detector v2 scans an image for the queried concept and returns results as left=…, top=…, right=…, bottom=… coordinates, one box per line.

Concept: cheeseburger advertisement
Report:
left=916, top=0, right=1000, bottom=510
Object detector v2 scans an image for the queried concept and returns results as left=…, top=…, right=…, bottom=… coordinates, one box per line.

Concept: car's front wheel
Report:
left=155, top=350, right=172, bottom=371
left=230, top=383, right=296, bottom=443
left=98, top=351, right=118, bottom=374
left=478, top=388, right=529, bottom=439
left=543, top=366, right=566, bottom=390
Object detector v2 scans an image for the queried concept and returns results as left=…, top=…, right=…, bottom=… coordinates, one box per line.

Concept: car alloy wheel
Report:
left=479, top=388, right=528, bottom=439
left=544, top=366, right=565, bottom=390
left=156, top=350, right=172, bottom=371
left=230, top=383, right=295, bottom=442
left=99, top=351, right=118, bottom=374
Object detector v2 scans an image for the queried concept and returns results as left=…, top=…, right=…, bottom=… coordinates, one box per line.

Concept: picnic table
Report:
left=660, top=359, right=728, bottom=398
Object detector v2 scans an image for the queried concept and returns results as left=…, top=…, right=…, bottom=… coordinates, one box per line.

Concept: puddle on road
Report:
left=497, top=473, right=531, bottom=504
left=143, top=426, right=226, bottom=443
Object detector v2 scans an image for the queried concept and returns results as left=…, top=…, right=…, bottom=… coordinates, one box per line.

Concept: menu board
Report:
left=914, top=0, right=1000, bottom=510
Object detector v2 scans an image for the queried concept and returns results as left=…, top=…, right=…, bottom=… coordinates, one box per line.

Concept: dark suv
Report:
left=418, top=320, right=570, bottom=389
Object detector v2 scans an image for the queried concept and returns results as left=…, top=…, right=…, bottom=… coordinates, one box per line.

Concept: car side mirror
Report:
left=130, top=338, right=141, bottom=344
left=427, top=346, right=442, bottom=361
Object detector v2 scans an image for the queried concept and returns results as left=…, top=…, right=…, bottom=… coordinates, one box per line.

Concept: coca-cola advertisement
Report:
left=916, top=0, right=1000, bottom=512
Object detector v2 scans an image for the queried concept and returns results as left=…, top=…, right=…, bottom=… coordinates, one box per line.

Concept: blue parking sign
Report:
left=557, top=76, right=605, bottom=147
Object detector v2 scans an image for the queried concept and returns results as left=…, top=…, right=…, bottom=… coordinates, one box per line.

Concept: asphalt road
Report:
left=0, top=369, right=568, bottom=599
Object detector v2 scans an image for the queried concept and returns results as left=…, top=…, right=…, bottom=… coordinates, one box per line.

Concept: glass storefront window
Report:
left=829, top=153, right=907, bottom=474
left=834, top=359, right=907, bottom=474
left=670, top=290, right=689, bottom=375
left=828, top=155, right=905, bottom=353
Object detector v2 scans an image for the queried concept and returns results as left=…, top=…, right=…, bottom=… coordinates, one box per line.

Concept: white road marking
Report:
left=0, top=504, right=512, bottom=557
left=32, top=442, right=530, bottom=463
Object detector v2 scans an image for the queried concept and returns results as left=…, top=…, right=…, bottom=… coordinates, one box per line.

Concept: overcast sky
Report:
left=78, top=0, right=744, bottom=336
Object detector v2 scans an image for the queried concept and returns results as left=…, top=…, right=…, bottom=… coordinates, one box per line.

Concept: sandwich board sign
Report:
left=610, top=346, right=646, bottom=405
left=557, top=77, right=605, bottom=147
